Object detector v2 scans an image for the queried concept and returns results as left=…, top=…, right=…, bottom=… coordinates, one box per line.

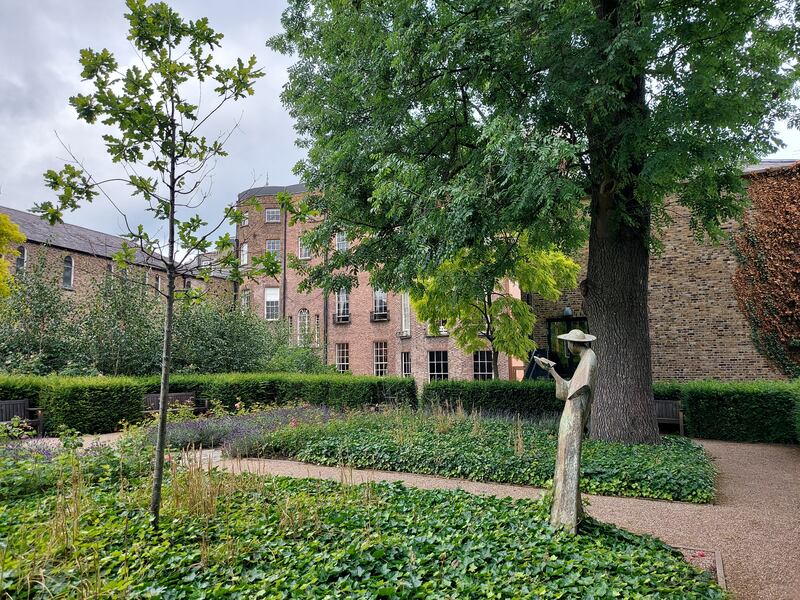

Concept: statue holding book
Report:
left=534, top=329, right=597, bottom=534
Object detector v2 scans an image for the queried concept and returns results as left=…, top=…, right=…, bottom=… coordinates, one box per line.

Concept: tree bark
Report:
left=583, top=195, right=660, bottom=443
left=491, top=346, right=499, bottom=380
left=150, top=103, right=178, bottom=526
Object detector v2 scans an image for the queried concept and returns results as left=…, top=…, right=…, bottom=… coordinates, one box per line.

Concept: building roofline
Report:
left=743, top=159, right=800, bottom=175
left=237, top=184, right=307, bottom=202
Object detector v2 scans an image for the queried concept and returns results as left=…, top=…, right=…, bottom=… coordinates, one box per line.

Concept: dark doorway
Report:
left=545, top=316, right=590, bottom=378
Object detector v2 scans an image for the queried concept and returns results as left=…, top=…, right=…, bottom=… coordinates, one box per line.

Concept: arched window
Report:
left=15, top=246, right=26, bottom=272
left=297, top=308, right=310, bottom=340
left=62, top=255, right=74, bottom=289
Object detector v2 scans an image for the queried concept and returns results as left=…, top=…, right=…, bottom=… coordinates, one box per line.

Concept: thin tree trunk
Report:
left=491, top=346, right=499, bottom=380
left=149, top=269, right=175, bottom=524
left=150, top=98, right=178, bottom=525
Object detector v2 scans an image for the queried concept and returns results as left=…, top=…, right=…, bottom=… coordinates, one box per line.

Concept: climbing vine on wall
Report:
left=732, top=164, right=800, bottom=378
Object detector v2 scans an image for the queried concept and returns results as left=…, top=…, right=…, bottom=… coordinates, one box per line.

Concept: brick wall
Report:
left=529, top=201, right=783, bottom=381
left=240, top=191, right=519, bottom=387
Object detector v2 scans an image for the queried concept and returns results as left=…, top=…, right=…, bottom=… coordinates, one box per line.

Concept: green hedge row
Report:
left=421, top=379, right=562, bottom=417
left=0, top=373, right=416, bottom=434
left=422, top=379, right=800, bottom=444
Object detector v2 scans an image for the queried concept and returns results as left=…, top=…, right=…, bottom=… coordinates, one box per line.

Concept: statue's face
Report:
left=567, top=341, right=583, bottom=356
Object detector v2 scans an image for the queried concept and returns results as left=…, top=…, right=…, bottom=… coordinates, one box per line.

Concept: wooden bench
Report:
left=142, top=392, right=207, bottom=416
left=656, top=399, right=685, bottom=436
left=0, top=398, right=44, bottom=437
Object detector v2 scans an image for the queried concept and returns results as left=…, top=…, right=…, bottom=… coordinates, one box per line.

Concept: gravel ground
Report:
left=215, top=440, right=800, bottom=600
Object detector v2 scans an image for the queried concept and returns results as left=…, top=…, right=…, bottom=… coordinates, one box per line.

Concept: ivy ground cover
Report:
left=226, top=409, right=717, bottom=503
left=0, top=452, right=725, bottom=599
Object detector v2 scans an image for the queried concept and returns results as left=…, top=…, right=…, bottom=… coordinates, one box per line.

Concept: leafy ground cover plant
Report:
left=0, top=425, right=152, bottom=501
left=0, top=461, right=724, bottom=598
left=231, top=409, right=716, bottom=503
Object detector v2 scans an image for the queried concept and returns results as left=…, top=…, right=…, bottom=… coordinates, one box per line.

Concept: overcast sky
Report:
left=1, top=1, right=799, bottom=241
left=0, top=0, right=304, bottom=240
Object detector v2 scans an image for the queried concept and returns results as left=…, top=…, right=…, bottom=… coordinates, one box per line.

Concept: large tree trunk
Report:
left=580, top=0, right=660, bottom=445
left=583, top=192, right=660, bottom=444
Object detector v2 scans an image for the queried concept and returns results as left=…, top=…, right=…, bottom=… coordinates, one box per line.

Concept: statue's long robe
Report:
left=551, top=348, right=597, bottom=533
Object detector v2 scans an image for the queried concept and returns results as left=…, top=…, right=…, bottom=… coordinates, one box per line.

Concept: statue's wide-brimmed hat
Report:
left=557, top=329, right=596, bottom=343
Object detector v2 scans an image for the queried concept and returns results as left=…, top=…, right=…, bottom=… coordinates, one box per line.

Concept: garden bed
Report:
left=0, top=447, right=725, bottom=599
left=161, top=406, right=717, bottom=503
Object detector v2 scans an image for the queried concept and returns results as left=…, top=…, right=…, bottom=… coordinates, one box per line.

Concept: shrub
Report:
left=163, top=372, right=416, bottom=410
left=423, top=378, right=799, bottom=443
left=421, top=379, right=560, bottom=417
left=0, top=372, right=416, bottom=434
left=677, top=380, right=799, bottom=443
left=38, top=377, right=149, bottom=434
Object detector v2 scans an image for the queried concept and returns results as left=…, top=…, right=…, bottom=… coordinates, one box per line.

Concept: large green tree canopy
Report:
left=270, top=0, right=799, bottom=442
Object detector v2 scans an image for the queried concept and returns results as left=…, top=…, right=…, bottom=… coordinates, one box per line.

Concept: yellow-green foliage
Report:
left=412, top=237, right=579, bottom=361
left=0, top=213, right=25, bottom=297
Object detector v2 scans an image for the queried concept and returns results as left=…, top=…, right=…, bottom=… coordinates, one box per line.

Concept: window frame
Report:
left=473, top=350, right=494, bottom=380
left=62, top=255, right=74, bottom=289
left=373, top=341, right=388, bottom=376
left=264, top=287, right=280, bottom=321
left=401, top=351, right=412, bottom=378
left=335, top=343, right=350, bottom=373
left=15, top=246, right=26, bottom=272
left=335, top=231, right=348, bottom=251
left=266, top=239, right=280, bottom=258
left=297, top=308, right=310, bottom=339
left=298, top=238, right=311, bottom=260
left=240, top=288, right=251, bottom=310
left=265, top=208, right=281, bottom=223
left=335, top=288, right=350, bottom=321
left=240, top=242, right=249, bottom=266
left=428, top=350, right=449, bottom=382
left=400, top=292, right=411, bottom=336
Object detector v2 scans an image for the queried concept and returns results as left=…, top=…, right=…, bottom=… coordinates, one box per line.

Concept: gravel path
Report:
left=214, top=440, right=800, bottom=600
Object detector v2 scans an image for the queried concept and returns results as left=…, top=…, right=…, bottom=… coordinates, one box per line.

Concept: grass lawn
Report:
left=193, top=407, right=717, bottom=503
left=0, top=436, right=725, bottom=599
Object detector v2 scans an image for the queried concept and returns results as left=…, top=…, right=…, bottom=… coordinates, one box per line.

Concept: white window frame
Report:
left=335, top=231, right=348, bottom=251
left=373, top=288, right=388, bottom=316
left=240, top=242, right=249, bottom=266
left=242, top=212, right=249, bottom=226
left=401, top=351, right=412, bottom=378
left=298, top=239, right=311, bottom=260
left=336, top=288, right=349, bottom=318
left=400, top=292, right=411, bottom=336
left=265, top=208, right=281, bottom=223
left=373, top=341, right=388, bottom=376
left=240, top=289, right=251, bottom=310
left=266, top=239, right=280, bottom=257
left=62, top=255, right=74, bottom=289
left=297, top=308, right=310, bottom=340
left=264, top=288, right=280, bottom=321
left=428, top=350, right=449, bottom=382
left=336, top=343, right=349, bottom=373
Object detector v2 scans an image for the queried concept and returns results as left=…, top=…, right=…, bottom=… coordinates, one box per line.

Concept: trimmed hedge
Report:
left=160, top=372, right=416, bottom=410
left=676, top=380, right=799, bottom=444
left=0, top=372, right=416, bottom=434
left=40, top=377, right=148, bottom=434
left=423, top=378, right=799, bottom=444
left=421, top=379, right=562, bottom=418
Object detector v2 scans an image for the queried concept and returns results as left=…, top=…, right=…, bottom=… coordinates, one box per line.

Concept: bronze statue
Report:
left=534, top=329, right=597, bottom=534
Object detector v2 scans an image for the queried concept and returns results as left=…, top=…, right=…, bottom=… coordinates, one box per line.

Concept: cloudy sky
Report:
left=1, top=1, right=799, bottom=241
left=0, top=0, right=304, bottom=240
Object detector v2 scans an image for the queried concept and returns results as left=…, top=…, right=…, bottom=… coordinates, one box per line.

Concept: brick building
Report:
left=238, top=160, right=796, bottom=384
left=0, top=205, right=232, bottom=301
left=236, top=186, right=524, bottom=390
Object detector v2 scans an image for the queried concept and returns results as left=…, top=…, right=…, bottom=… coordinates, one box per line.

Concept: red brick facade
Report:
left=237, top=188, right=520, bottom=389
